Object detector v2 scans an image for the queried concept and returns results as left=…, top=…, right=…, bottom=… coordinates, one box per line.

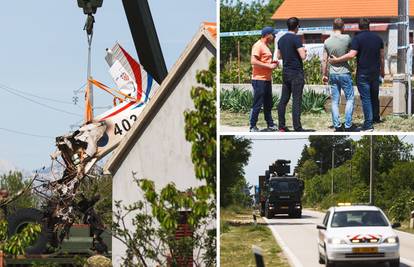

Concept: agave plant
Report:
left=221, top=87, right=280, bottom=113
left=301, top=89, right=329, bottom=114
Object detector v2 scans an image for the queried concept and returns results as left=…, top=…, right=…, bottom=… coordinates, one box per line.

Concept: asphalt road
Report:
left=264, top=209, right=414, bottom=267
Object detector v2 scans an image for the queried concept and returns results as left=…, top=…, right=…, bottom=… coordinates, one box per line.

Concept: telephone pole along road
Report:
left=264, top=209, right=414, bottom=267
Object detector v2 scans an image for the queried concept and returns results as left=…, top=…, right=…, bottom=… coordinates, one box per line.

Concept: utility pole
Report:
left=398, top=0, right=408, bottom=74
left=237, top=40, right=241, bottom=84
left=331, top=146, right=335, bottom=195
left=394, top=0, right=409, bottom=115
left=369, top=136, right=374, bottom=205
left=345, top=147, right=352, bottom=194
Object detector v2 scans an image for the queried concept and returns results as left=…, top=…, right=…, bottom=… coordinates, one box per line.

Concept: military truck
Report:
left=258, top=160, right=304, bottom=219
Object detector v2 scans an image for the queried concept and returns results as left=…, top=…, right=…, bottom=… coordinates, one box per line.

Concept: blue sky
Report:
left=0, top=1, right=216, bottom=171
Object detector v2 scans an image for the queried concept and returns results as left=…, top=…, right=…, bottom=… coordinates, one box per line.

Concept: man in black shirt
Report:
left=330, top=18, right=385, bottom=131
left=277, top=17, right=307, bottom=132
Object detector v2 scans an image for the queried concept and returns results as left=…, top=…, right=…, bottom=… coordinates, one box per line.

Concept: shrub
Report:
left=221, top=87, right=327, bottom=114
left=302, top=89, right=329, bottom=114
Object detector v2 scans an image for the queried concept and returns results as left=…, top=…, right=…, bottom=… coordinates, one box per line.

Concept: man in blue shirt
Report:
left=330, top=18, right=385, bottom=131
left=277, top=17, right=307, bottom=132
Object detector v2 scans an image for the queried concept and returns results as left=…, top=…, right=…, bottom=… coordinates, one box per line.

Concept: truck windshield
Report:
left=331, top=210, right=389, bottom=227
left=270, top=181, right=298, bottom=192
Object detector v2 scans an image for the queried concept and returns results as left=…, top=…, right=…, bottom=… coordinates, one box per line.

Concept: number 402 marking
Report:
left=114, top=115, right=137, bottom=135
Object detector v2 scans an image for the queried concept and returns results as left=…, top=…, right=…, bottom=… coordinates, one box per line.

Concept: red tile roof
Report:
left=272, top=0, right=414, bottom=20
left=203, top=22, right=217, bottom=39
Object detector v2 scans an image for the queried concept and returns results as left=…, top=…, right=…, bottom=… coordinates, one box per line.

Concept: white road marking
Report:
left=264, top=217, right=304, bottom=267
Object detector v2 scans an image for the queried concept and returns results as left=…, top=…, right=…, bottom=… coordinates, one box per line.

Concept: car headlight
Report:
left=328, top=237, right=346, bottom=245
left=384, top=236, right=399, bottom=244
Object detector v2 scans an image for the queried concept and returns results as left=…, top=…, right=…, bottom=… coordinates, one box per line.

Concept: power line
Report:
left=0, top=83, right=75, bottom=105
left=0, top=84, right=81, bottom=117
left=0, top=127, right=53, bottom=139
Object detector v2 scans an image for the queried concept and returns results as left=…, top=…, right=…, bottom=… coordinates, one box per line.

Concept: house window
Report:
left=304, top=34, right=323, bottom=44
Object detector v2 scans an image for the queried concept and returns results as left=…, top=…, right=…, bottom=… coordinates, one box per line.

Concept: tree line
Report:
left=297, top=135, right=414, bottom=223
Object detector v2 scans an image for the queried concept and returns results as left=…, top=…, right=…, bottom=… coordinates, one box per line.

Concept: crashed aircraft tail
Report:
left=46, top=43, right=158, bottom=248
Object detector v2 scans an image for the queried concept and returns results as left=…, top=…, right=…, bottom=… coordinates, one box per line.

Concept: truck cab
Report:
left=258, top=160, right=304, bottom=219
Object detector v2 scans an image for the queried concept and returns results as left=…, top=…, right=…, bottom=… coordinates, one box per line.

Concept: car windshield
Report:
left=270, top=181, right=298, bottom=192
left=331, top=210, right=389, bottom=227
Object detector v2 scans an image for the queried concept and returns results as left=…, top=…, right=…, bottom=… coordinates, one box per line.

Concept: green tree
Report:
left=297, top=136, right=352, bottom=175
left=298, top=159, right=319, bottom=180
left=0, top=220, right=41, bottom=256
left=76, top=172, right=112, bottom=225
left=220, top=136, right=252, bottom=207
left=220, top=0, right=283, bottom=69
left=112, top=58, right=217, bottom=266
left=0, top=171, right=39, bottom=214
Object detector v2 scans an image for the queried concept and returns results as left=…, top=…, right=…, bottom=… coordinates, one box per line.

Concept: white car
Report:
left=317, top=205, right=400, bottom=267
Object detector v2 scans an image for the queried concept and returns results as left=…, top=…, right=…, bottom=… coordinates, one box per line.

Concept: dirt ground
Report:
left=220, top=110, right=414, bottom=133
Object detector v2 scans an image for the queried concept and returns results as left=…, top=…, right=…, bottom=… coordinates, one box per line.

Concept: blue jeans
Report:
left=250, top=80, right=274, bottom=128
left=357, top=74, right=380, bottom=129
left=329, top=73, right=354, bottom=128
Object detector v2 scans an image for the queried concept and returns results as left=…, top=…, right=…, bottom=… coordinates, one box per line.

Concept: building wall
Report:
left=111, top=40, right=215, bottom=266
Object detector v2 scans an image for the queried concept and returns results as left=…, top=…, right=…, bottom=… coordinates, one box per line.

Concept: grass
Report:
left=399, top=227, right=414, bottom=234
left=220, top=110, right=414, bottom=132
left=396, top=221, right=414, bottom=234
left=220, top=207, right=288, bottom=267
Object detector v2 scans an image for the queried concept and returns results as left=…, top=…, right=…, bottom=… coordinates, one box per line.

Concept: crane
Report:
left=4, top=0, right=166, bottom=255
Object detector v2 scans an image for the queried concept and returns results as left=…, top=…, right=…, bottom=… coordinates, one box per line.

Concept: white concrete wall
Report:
left=111, top=41, right=215, bottom=266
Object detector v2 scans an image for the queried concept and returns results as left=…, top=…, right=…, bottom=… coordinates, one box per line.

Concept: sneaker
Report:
left=278, top=127, right=290, bottom=132
left=295, top=128, right=308, bottom=132
left=250, top=126, right=260, bottom=132
left=373, top=119, right=383, bottom=124
left=361, top=127, right=374, bottom=132
left=267, top=125, right=278, bottom=132
left=344, top=124, right=360, bottom=132
left=334, top=126, right=344, bottom=132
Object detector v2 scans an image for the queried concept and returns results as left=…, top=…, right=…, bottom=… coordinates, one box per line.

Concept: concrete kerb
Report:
left=263, top=217, right=304, bottom=267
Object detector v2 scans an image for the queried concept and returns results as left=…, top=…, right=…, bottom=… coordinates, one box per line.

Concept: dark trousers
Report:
left=278, top=72, right=304, bottom=130
left=356, top=74, right=380, bottom=128
left=250, top=80, right=274, bottom=128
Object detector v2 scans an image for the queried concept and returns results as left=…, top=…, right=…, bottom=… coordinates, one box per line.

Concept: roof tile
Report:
left=272, top=0, right=414, bottom=20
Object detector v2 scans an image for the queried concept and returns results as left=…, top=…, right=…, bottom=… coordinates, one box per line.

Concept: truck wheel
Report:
left=260, top=209, right=265, bottom=217
left=318, top=252, right=325, bottom=264
left=389, top=259, right=400, bottom=267
left=295, top=210, right=302, bottom=218
left=265, top=209, right=273, bottom=219
left=7, top=208, right=51, bottom=254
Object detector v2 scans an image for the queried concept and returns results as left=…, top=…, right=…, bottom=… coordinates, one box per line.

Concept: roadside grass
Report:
left=220, top=110, right=414, bottom=132
left=399, top=227, right=414, bottom=234
left=397, top=221, right=414, bottom=234
left=220, top=207, right=289, bottom=267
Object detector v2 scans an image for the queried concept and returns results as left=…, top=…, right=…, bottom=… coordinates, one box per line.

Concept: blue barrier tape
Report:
left=220, top=22, right=406, bottom=37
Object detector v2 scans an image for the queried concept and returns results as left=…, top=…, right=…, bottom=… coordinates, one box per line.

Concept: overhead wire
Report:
left=0, top=84, right=81, bottom=117
left=0, top=82, right=74, bottom=105
left=0, top=127, right=54, bottom=139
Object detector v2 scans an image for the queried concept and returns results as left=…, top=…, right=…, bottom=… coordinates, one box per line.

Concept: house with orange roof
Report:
left=272, top=0, right=414, bottom=75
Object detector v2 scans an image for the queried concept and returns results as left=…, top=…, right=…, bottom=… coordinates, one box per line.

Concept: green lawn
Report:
left=220, top=110, right=414, bottom=132
left=220, top=208, right=288, bottom=267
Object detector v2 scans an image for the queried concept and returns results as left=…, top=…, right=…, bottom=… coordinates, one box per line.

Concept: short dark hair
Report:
left=359, top=18, right=370, bottom=30
left=287, top=17, right=300, bottom=31
left=333, top=18, right=344, bottom=30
